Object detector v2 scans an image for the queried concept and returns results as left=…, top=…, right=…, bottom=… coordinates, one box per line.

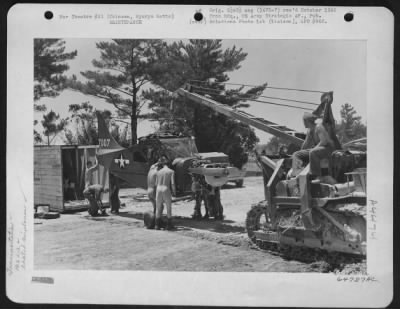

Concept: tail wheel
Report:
left=245, top=202, right=269, bottom=243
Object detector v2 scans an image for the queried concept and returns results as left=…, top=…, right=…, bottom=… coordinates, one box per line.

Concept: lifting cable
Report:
left=190, top=85, right=319, bottom=106
left=189, top=79, right=326, bottom=94
left=191, top=88, right=314, bottom=111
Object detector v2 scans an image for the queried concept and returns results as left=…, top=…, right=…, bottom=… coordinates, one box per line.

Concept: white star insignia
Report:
left=114, top=154, right=130, bottom=169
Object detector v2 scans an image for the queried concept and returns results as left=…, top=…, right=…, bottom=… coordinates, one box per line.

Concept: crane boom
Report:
left=177, top=85, right=305, bottom=147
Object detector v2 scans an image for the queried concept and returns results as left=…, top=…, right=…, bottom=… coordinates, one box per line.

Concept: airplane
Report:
left=95, top=112, right=244, bottom=195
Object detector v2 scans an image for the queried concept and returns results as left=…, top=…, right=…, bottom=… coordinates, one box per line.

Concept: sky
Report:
left=35, top=38, right=366, bottom=144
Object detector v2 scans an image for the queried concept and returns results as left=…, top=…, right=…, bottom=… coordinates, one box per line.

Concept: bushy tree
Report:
left=34, top=39, right=77, bottom=143
left=33, top=120, right=43, bottom=144
left=41, top=110, right=67, bottom=145
left=67, top=39, right=167, bottom=145
left=145, top=40, right=266, bottom=168
left=34, top=39, right=77, bottom=106
left=336, top=103, right=366, bottom=143
left=63, top=102, right=129, bottom=146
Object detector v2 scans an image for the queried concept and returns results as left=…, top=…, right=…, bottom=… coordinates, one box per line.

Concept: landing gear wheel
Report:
left=245, top=202, right=268, bottom=243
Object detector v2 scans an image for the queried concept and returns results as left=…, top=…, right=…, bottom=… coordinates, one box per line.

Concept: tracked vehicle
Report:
left=178, top=83, right=367, bottom=260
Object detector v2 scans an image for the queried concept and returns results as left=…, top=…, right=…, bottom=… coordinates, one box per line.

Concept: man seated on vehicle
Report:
left=290, top=112, right=336, bottom=183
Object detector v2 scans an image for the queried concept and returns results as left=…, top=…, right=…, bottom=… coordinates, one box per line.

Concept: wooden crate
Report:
left=34, top=146, right=64, bottom=212
left=34, top=145, right=109, bottom=212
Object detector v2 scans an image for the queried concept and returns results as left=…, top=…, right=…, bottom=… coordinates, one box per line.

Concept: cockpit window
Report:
left=159, top=137, right=198, bottom=159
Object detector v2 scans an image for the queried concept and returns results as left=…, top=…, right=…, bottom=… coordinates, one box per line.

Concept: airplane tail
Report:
left=96, top=111, right=124, bottom=151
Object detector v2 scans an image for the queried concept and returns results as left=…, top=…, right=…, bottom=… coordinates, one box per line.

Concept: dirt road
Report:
left=34, top=176, right=337, bottom=272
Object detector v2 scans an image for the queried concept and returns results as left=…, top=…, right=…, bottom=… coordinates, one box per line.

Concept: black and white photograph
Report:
left=6, top=4, right=394, bottom=307
left=33, top=38, right=368, bottom=273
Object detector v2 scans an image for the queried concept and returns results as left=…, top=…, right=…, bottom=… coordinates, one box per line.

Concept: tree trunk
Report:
left=131, top=88, right=138, bottom=145
left=131, top=113, right=137, bottom=145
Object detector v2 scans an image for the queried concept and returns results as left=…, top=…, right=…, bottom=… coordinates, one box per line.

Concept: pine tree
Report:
left=63, top=102, right=128, bottom=146
left=336, top=103, right=366, bottom=143
left=34, top=39, right=77, bottom=142
left=145, top=40, right=266, bottom=168
left=41, top=111, right=67, bottom=145
left=33, top=120, right=43, bottom=144
left=34, top=39, right=77, bottom=106
left=68, top=39, right=167, bottom=145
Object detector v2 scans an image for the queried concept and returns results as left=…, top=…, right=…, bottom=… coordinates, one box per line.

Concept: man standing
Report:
left=155, top=155, right=176, bottom=230
left=147, top=161, right=159, bottom=214
left=109, top=173, right=120, bottom=214
left=84, top=156, right=99, bottom=193
left=83, top=155, right=106, bottom=216
left=191, top=174, right=203, bottom=219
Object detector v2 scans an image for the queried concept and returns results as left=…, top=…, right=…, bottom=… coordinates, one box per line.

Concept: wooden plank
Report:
left=34, top=146, right=64, bottom=212
left=37, top=174, right=62, bottom=179
left=37, top=180, right=63, bottom=185
left=35, top=166, right=62, bottom=171
left=40, top=182, right=63, bottom=189
left=35, top=194, right=63, bottom=201
left=35, top=153, right=61, bottom=159
left=35, top=195, right=61, bottom=204
left=37, top=179, right=63, bottom=185
left=35, top=190, right=63, bottom=196
left=34, top=161, right=62, bottom=165
left=35, top=187, right=63, bottom=193
left=49, top=204, right=64, bottom=212
left=34, top=183, right=62, bottom=189
left=35, top=150, right=61, bottom=155
left=34, top=162, right=61, bottom=167
left=35, top=158, right=60, bottom=165
left=64, top=201, right=109, bottom=212
left=34, top=165, right=59, bottom=171
left=35, top=172, right=61, bottom=177
left=35, top=189, right=61, bottom=195
left=36, top=193, right=62, bottom=200
left=35, top=172, right=62, bottom=177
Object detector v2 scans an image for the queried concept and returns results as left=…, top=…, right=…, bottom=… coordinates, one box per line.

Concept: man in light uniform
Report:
left=147, top=161, right=159, bottom=214
left=155, top=155, right=176, bottom=230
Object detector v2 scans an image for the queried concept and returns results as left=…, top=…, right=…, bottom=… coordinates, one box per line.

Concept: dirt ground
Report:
left=34, top=176, right=356, bottom=272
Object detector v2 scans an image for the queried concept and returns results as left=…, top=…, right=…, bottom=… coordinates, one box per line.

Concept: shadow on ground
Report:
left=117, top=211, right=245, bottom=234
left=222, top=183, right=245, bottom=190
